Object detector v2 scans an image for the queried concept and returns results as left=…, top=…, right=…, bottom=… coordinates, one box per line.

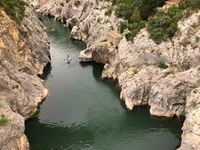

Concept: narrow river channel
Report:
left=25, top=17, right=183, bottom=150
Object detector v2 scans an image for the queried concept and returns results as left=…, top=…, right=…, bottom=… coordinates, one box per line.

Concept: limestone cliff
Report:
left=0, top=4, right=50, bottom=150
left=28, top=0, right=200, bottom=149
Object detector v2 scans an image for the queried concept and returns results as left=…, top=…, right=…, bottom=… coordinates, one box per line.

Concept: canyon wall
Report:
left=0, top=4, right=50, bottom=150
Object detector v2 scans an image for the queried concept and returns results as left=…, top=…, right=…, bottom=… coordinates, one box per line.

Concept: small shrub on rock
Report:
left=0, top=115, right=8, bottom=126
left=118, top=21, right=127, bottom=33
left=181, top=59, right=190, bottom=70
left=156, top=58, right=168, bottom=69
left=105, top=6, right=113, bottom=16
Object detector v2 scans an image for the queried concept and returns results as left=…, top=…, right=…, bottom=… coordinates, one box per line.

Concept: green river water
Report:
left=25, top=17, right=183, bottom=150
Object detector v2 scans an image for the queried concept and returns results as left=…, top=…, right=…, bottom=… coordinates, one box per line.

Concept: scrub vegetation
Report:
left=0, top=115, right=8, bottom=126
left=0, top=0, right=26, bottom=23
left=147, top=6, right=183, bottom=44
left=110, top=0, right=200, bottom=43
left=112, top=0, right=165, bottom=41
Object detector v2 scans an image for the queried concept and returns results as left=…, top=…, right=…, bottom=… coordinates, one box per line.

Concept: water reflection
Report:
left=26, top=105, right=182, bottom=150
left=26, top=118, right=94, bottom=150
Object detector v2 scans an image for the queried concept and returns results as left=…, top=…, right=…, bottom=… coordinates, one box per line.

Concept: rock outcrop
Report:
left=178, top=88, right=200, bottom=150
left=0, top=4, right=50, bottom=150
left=27, top=0, right=200, bottom=149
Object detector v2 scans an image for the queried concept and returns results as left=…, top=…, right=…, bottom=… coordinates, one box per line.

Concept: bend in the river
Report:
left=26, top=17, right=183, bottom=150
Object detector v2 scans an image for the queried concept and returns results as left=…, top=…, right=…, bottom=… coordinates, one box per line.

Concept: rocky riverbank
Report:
left=0, top=4, right=50, bottom=150
left=28, top=0, right=200, bottom=149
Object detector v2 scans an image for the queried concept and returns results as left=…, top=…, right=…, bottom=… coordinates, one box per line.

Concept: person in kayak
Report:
left=66, top=55, right=72, bottom=63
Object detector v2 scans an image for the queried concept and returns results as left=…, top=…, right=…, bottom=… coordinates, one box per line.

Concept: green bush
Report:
left=105, top=6, right=113, bottom=16
left=191, top=101, right=198, bottom=108
left=125, top=31, right=134, bottom=41
left=147, top=0, right=200, bottom=44
left=180, top=0, right=200, bottom=10
left=147, top=6, right=183, bottom=44
left=118, top=21, right=127, bottom=33
left=97, top=17, right=102, bottom=23
left=130, top=7, right=141, bottom=23
left=114, top=0, right=165, bottom=20
left=0, top=0, right=26, bottom=23
left=133, top=0, right=165, bottom=20
left=128, top=21, right=145, bottom=36
left=181, top=59, right=190, bottom=70
left=113, top=0, right=165, bottom=40
left=156, top=58, right=168, bottom=69
left=112, top=0, right=199, bottom=42
left=115, top=2, right=133, bottom=20
left=0, top=115, right=8, bottom=126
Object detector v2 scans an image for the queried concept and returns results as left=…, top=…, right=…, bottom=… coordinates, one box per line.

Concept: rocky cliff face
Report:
left=0, top=4, right=50, bottom=150
left=178, top=88, right=200, bottom=150
left=28, top=0, right=200, bottom=149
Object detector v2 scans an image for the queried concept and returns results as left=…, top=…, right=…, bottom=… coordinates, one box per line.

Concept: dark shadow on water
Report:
left=80, top=61, right=121, bottom=98
left=38, top=62, right=52, bottom=80
left=71, top=38, right=87, bottom=49
left=80, top=61, right=104, bottom=81
left=25, top=103, right=183, bottom=150
left=25, top=118, right=94, bottom=150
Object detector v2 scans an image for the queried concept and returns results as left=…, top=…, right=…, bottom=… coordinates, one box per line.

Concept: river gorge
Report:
left=1, top=0, right=200, bottom=149
left=25, top=17, right=183, bottom=150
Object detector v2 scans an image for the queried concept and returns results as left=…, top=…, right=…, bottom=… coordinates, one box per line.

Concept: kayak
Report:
left=65, top=57, right=72, bottom=63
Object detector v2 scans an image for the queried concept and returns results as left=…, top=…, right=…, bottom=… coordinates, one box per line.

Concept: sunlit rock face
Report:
left=178, top=88, right=200, bottom=150
left=0, top=5, right=50, bottom=150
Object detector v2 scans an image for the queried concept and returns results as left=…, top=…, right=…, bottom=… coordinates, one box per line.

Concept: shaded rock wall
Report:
left=0, top=5, right=50, bottom=150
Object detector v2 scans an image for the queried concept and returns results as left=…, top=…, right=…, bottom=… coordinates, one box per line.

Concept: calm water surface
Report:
left=25, top=17, right=183, bottom=150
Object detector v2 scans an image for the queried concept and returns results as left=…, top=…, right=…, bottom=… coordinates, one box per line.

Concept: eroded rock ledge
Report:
left=28, top=0, right=200, bottom=149
left=0, top=5, right=50, bottom=150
